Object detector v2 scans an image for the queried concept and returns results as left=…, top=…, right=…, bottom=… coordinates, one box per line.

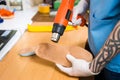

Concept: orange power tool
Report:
left=51, top=0, right=87, bottom=42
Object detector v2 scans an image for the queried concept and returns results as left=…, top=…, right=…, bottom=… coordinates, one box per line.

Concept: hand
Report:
left=56, top=54, right=99, bottom=77
left=71, top=0, right=88, bottom=26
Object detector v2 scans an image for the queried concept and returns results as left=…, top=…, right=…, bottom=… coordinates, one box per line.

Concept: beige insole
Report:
left=34, top=43, right=93, bottom=67
left=19, top=43, right=93, bottom=67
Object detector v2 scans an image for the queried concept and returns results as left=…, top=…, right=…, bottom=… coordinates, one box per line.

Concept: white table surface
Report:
left=0, top=7, right=38, bottom=60
left=0, top=7, right=37, bottom=33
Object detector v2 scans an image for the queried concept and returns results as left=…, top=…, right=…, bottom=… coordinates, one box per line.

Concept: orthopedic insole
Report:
left=35, top=43, right=93, bottom=67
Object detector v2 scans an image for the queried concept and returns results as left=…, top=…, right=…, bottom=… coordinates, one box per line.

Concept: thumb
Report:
left=66, top=54, right=76, bottom=63
left=56, top=64, right=72, bottom=74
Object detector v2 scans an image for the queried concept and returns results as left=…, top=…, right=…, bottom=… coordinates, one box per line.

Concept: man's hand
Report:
left=56, top=54, right=99, bottom=77
left=70, top=0, right=89, bottom=26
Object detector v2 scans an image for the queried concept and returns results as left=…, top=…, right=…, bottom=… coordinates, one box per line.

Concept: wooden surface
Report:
left=32, top=12, right=54, bottom=22
left=0, top=22, right=89, bottom=80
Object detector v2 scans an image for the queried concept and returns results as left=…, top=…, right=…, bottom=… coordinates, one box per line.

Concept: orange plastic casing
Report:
left=54, top=0, right=75, bottom=27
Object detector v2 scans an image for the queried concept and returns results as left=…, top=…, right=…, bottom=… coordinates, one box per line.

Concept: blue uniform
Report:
left=89, top=0, right=120, bottom=73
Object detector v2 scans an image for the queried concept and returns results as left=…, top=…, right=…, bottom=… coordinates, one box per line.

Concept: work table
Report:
left=0, top=2, right=91, bottom=79
left=0, top=21, right=91, bottom=80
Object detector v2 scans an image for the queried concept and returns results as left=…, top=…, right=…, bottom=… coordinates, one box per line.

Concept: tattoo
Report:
left=89, top=21, right=120, bottom=73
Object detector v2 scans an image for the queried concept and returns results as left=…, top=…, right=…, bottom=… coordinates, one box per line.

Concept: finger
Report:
left=72, top=6, right=78, bottom=19
left=68, top=22, right=73, bottom=26
left=73, top=18, right=82, bottom=26
left=72, top=7, right=79, bottom=25
left=72, top=17, right=77, bottom=23
left=56, top=64, right=72, bottom=74
left=66, top=54, right=76, bottom=63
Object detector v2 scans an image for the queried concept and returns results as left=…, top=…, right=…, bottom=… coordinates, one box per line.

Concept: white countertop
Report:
left=0, top=7, right=38, bottom=60
left=0, top=7, right=38, bottom=34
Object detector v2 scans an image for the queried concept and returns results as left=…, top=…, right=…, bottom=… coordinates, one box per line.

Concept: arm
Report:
left=90, top=21, right=120, bottom=73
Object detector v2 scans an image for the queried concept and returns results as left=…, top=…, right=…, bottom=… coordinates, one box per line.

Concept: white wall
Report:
left=22, top=0, right=43, bottom=10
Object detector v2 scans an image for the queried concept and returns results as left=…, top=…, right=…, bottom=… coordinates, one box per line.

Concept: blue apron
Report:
left=89, top=0, right=120, bottom=73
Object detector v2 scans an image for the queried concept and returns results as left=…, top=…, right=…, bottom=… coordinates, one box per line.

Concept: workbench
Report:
left=0, top=21, right=93, bottom=80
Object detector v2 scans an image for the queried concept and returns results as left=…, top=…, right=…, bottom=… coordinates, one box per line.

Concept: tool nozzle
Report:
left=51, top=33, right=61, bottom=42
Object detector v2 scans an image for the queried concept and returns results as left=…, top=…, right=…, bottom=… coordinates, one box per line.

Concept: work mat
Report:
left=31, top=11, right=54, bottom=22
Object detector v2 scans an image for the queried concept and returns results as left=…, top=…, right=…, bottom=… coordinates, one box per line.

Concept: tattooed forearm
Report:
left=89, top=21, right=120, bottom=73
